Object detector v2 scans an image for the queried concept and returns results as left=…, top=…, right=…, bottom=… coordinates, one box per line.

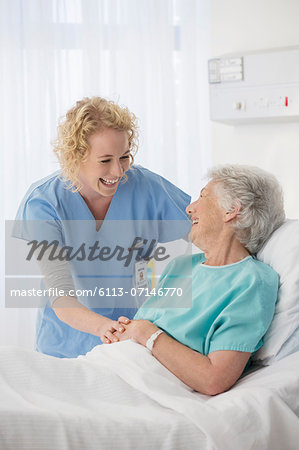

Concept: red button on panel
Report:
left=285, top=96, right=288, bottom=107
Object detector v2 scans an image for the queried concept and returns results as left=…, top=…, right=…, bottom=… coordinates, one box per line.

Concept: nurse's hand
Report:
left=101, top=316, right=130, bottom=344
left=112, top=319, right=159, bottom=346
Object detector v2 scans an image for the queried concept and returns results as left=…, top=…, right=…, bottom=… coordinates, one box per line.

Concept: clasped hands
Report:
left=101, top=317, right=159, bottom=347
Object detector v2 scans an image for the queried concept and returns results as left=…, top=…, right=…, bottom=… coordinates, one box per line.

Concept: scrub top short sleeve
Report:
left=14, top=197, right=64, bottom=246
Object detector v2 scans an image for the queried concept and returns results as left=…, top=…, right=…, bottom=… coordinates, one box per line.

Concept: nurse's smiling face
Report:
left=79, top=128, right=131, bottom=198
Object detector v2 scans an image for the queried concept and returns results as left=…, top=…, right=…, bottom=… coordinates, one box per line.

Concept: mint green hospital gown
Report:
left=134, top=253, right=279, bottom=356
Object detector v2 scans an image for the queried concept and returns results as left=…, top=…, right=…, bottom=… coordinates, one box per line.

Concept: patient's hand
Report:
left=101, top=316, right=131, bottom=344
left=110, top=319, right=159, bottom=347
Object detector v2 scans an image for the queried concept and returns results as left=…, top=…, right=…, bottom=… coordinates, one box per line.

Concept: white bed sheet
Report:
left=0, top=341, right=298, bottom=450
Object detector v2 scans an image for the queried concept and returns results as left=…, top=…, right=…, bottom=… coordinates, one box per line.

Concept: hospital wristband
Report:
left=145, top=329, right=164, bottom=352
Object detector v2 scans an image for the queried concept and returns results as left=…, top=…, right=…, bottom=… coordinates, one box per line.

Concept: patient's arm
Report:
left=150, top=333, right=251, bottom=395
left=113, top=320, right=251, bottom=396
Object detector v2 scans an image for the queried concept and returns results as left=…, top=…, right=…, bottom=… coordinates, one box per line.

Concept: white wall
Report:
left=210, top=0, right=299, bottom=218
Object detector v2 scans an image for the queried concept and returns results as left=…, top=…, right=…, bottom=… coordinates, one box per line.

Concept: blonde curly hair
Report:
left=53, top=97, right=139, bottom=191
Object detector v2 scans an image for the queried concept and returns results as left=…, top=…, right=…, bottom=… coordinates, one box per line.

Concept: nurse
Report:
left=14, top=96, right=191, bottom=358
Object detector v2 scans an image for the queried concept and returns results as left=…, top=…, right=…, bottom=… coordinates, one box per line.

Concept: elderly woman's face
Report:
left=79, top=128, right=131, bottom=197
left=186, top=181, right=226, bottom=248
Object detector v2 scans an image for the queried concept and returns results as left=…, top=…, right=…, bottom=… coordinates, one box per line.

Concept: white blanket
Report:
left=1, top=341, right=299, bottom=449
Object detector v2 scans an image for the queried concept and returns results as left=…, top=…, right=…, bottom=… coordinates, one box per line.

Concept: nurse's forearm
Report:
left=37, top=247, right=123, bottom=340
left=37, top=248, right=113, bottom=339
left=52, top=296, right=110, bottom=338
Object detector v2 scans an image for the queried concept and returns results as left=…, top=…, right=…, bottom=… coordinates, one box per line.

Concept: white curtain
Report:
left=0, top=0, right=211, bottom=348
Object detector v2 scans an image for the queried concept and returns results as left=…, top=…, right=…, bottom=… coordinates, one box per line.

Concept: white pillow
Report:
left=253, top=219, right=299, bottom=364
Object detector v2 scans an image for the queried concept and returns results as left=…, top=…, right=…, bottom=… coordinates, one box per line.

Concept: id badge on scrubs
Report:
left=135, top=260, right=149, bottom=290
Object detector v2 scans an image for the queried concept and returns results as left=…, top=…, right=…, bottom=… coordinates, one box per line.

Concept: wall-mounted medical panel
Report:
left=208, top=47, right=299, bottom=124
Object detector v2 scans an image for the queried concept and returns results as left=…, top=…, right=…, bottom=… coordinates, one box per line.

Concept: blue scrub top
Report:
left=14, top=165, right=191, bottom=357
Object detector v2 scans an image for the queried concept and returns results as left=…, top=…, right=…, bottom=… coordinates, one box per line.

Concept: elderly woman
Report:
left=105, top=165, right=285, bottom=395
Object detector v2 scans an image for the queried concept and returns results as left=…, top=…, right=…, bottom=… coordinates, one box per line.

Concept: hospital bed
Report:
left=1, top=220, right=299, bottom=450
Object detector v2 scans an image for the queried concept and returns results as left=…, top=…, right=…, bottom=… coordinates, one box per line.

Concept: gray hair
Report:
left=207, top=164, right=285, bottom=254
